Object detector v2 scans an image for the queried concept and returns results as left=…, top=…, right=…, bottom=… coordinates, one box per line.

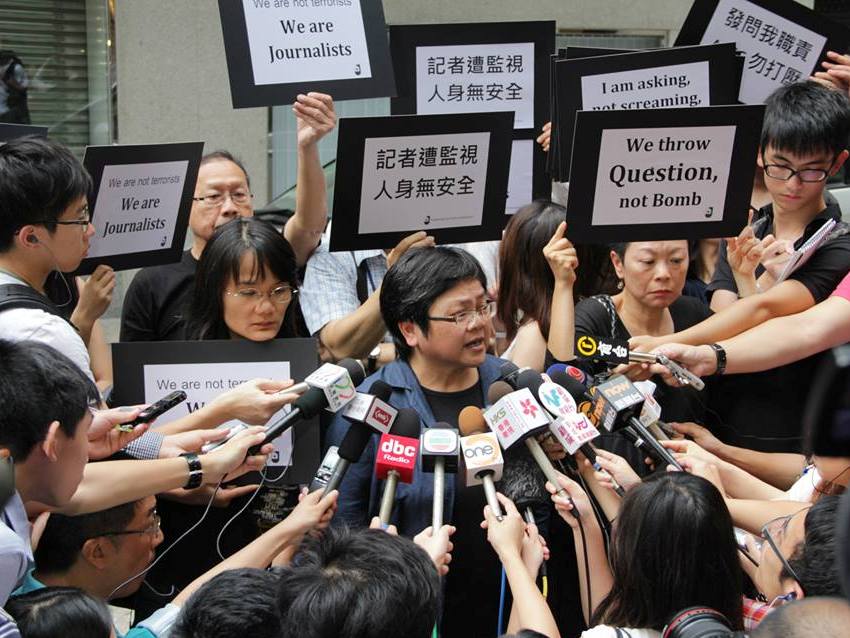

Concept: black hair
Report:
left=0, top=340, right=99, bottom=461
left=609, top=242, right=628, bottom=260
left=172, top=568, right=281, bottom=638
left=593, top=472, right=743, bottom=631
left=761, top=81, right=850, bottom=157
left=200, top=150, right=251, bottom=189
left=34, top=500, right=140, bottom=575
left=185, top=217, right=300, bottom=340
left=6, top=587, right=112, bottom=638
left=277, top=526, right=440, bottom=638
left=501, top=632, right=550, bottom=638
left=784, top=496, right=841, bottom=596
left=752, top=596, right=850, bottom=638
left=0, top=136, right=91, bottom=252
left=380, top=246, right=487, bottom=360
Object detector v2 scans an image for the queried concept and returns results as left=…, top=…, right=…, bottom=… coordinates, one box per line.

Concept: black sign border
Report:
left=0, top=123, right=48, bottom=142
left=566, top=104, right=765, bottom=243
left=329, top=111, right=514, bottom=252
left=76, top=141, right=203, bottom=275
left=110, top=338, right=321, bottom=484
left=218, top=0, right=396, bottom=109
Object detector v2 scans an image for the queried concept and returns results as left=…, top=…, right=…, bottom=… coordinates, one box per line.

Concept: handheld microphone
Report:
left=420, top=422, right=460, bottom=530
left=309, top=446, right=340, bottom=492
left=248, top=359, right=366, bottom=455
left=375, top=408, right=421, bottom=526
left=546, top=363, right=590, bottom=387
left=318, top=380, right=396, bottom=494
left=459, top=406, right=505, bottom=520
left=634, top=380, right=671, bottom=441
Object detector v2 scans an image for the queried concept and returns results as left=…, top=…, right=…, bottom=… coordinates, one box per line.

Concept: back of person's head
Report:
left=172, top=568, right=280, bottom=638
left=5, top=587, right=112, bottom=638
left=497, top=200, right=563, bottom=341
left=276, top=526, right=440, bottom=638
left=33, top=500, right=138, bottom=576
left=594, top=471, right=742, bottom=631
left=186, top=216, right=299, bottom=340
left=381, top=246, right=487, bottom=360
left=0, top=137, right=91, bottom=252
left=0, top=340, right=98, bottom=461
left=761, top=81, right=850, bottom=157
left=500, top=631, right=549, bottom=638
left=752, top=596, right=850, bottom=637
left=786, top=495, right=841, bottom=596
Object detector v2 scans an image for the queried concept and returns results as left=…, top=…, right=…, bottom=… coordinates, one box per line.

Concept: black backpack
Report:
left=0, top=284, right=74, bottom=327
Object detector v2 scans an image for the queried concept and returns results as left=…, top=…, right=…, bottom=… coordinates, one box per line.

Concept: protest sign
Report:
left=0, top=123, right=47, bottom=142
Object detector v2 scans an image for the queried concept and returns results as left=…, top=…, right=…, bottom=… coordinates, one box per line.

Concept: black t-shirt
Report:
left=120, top=250, right=197, bottom=342
left=574, top=294, right=713, bottom=473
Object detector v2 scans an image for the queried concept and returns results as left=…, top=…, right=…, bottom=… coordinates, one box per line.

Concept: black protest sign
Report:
left=329, top=112, right=513, bottom=252
left=676, top=0, right=850, bottom=104
left=555, top=43, right=740, bottom=182
left=389, top=21, right=554, bottom=213
left=566, top=104, right=765, bottom=243
left=218, top=0, right=395, bottom=108
left=111, top=338, right=321, bottom=484
left=76, top=142, right=203, bottom=275
left=0, top=123, right=47, bottom=142
left=575, top=334, right=630, bottom=364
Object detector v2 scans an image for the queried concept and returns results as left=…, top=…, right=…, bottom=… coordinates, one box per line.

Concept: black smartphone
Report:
left=118, top=390, right=187, bottom=431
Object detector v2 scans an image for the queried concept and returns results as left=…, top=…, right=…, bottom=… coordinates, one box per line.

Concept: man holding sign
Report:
left=120, top=93, right=336, bottom=342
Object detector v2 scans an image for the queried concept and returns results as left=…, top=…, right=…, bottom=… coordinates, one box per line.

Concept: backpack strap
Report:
left=0, top=284, right=75, bottom=328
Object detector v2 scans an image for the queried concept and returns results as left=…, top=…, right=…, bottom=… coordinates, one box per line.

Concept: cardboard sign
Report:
left=389, top=21, right=555, bottom=213
left=76, top=142, right=203, bottom=275
left=110, top=338, right=321, bottom=484
left=0, top=123, right=47, bottom=142
left=218, top=0, right=395, bottom=108
left=329, top=112, right=513, bottom=251
left=676, top=0, right=850, bottom=104
left=554, top=43, right=740, bottom=182
left=566, top=104, right=764, bottom=243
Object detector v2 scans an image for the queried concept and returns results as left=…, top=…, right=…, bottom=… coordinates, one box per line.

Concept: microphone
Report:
left=634, top=380, right=671, bottom=441
left=546, top=363, right=590, bottom=387
left=375, top=408, right=421, bottom=526
left=318, top=380, right=396, bottom=494
left=420, top=422, right=460, bottom=529
left=249, top=359, right=366, bottom=454
left=485, top=375, right=579, bottom=517
left=591, top=375, right=682, bottom=470
left=309, top=446, right=340, bottom=492
left=458, top=406, right=505, bottom=520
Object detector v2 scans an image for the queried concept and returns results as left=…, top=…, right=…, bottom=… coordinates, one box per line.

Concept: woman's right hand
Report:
left=592, top=449, right=641, bottom=492
left=543, top=221, right=578, bottom=286
left=668, top=422, right=725, bottom=457
left=201, top=426, right=272, bottom=483
left=546, top=472, right=595, bottom=530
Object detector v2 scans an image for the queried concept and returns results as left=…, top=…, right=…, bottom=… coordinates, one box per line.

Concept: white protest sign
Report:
left=506, top=139, right=533, bottom=214
left=592, top=125, right=736, bottom=226
left=86, top=160, right=187, bottom=259
left=700, top=0, right=826, bottom=104
left=416, top=42, right=534, bottom=128
left=241, top=0, right=372, bottom=85
left=143, top=361, right=293, bottom=467
left=580, top=61, right=711, bottom=111
left=359, top=132, right=490, bottom=234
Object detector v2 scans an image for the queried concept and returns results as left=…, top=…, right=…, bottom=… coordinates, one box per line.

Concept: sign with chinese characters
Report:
left=575, top=335, right=630, bottom=364
left=110, top=338, right=321, bottom=485
left=329, top=112, right=513, bottom=251
left=566, top=105, right=764, bottom=243
left=676, top=0, right=850, bottom=104
left=218, top=0, right=395, bottom=108
left=389, top=22, right=554, bottom=213
left=76, top=142, right=203, bottom=275
left=554, top=43, right=739, bottom=182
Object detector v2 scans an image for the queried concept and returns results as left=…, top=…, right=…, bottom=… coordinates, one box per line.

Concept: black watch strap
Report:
left=180, top=452, right=203, bottom=489
left=709, top=343, right=727, bottom=376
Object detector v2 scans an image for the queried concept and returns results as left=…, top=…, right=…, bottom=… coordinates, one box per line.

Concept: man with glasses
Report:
left=120, top=92, right=335, bottom=342
left=742, top=497, right=842, bottom=630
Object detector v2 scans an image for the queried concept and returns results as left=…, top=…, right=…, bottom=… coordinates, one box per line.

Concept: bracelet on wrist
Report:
left=180, top=452, right=203, bottom=489
left=708, top=343, right=727, bottom=376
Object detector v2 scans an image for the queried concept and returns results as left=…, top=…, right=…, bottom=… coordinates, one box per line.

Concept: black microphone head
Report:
left=370, top=380, right=393, bottom=402
left=293, top=387, right=330, bottom=418
left=498, top=446, right=548, bottom=511
left=515, top=369, right=544, bottom=395
left=499, top=360, right=520, bottom=379
left=551, top=370, right=590, bottom=402
left=390, top=407, right=421, bottom=438
left=487, top=380, right=514, bottom=406
left=338, top=358, right=366, bottom=386
left=337, top=421, right=374, bottom=461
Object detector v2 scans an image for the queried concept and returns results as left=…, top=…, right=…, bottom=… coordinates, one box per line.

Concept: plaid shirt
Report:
left=742, top=596, right=772, bottom=631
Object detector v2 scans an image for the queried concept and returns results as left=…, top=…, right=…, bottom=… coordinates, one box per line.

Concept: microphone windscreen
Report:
left=563, top=365, right=589, bottom=386
left=487, top=380, right=514, bottom=405
left=546, top=363, right=568, bottom=377
left=515, top=369, right=544, bottom=394
left=338, top=358, right=367, bottom=386
left=370, top=379, right=393, bottom=402
left=550, top=370, right=590, bottom=402
left=337, top=421, right=374, bottom=461
left=499, top=360, right=520, bottom=379
left=458, top=406, right=487, bottom=436
left=498, top=447, right=548, bottom=510
left=389, top=407, right=421, bottom=438
left=293, top=386, right=331, bottom=418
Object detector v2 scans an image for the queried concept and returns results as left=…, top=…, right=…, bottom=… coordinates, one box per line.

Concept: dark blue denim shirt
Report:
left=325, top=354, right=504, bottom=537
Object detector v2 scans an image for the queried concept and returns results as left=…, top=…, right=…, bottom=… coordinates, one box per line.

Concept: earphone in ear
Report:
left=26, top=235, right=38, bottom=245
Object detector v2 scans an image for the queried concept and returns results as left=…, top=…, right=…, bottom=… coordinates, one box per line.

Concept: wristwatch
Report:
left=708, top=343, right=727, bottom=376
left=180, top=452, right=203, bottom=489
